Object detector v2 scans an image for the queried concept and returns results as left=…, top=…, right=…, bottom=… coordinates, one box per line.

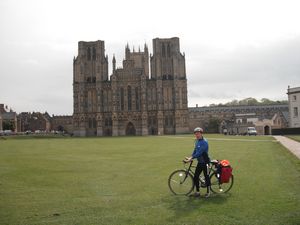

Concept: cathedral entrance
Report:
left=264, top=125, right=270, bottom=135
left=126, top=122, right=136, bottom=135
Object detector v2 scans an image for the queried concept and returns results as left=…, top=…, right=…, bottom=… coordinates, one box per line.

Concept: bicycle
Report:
left=168, top=159, right=234, bottom=195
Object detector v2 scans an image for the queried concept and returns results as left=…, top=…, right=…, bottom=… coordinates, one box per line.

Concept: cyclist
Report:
left=185, top=127, right=211, bottom=198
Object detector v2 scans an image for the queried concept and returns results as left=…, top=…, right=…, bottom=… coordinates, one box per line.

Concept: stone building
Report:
left=188, top=104, right=289, bottom=135
left=73, top=37, right=189, bottom=136
left=51, top=115, right=73, bottom=133
left=18, top=112, right=51, bottom=132
left=287, top=86, right=300, bottom=128
left=0, top=104, right=17, bottom=132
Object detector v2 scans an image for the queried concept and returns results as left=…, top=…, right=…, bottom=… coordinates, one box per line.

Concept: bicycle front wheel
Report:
left=210, top=173, right=234, bottom=194
left=168, top=170, right=194, bottom=195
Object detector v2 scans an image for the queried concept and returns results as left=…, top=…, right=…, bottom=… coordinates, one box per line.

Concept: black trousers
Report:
left=194, top=162, right=211, bottom=192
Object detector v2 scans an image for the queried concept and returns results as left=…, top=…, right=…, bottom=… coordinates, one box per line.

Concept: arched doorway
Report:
left=126, top=122, right=136, bottom=135
left=264, top=126, right=270, bottom=135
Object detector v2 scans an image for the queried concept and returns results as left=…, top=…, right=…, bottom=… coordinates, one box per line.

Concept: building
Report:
left=287, top=86, right=300, bottom=128
left=188, top=104, right=289, bottom=135
left=51, top=115, right=73, bottom=133
left=18, top=112, right=51, bottom=132
left=73, top=37, right=189, bottom=136
left=0, top=104, right=18, bottom=132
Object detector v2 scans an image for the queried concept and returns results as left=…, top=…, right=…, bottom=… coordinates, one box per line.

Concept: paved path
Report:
left=273, top=136, right=300, bottom=159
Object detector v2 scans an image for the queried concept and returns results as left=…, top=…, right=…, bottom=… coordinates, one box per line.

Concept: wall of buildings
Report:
left=188, top=104, right=289, bottom=135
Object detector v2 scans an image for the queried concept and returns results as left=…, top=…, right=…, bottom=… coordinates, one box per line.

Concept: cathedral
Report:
left=73, top=37, right=189, bottom=136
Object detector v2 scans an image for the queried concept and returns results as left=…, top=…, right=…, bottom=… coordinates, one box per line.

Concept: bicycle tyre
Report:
left=210, top=172, right=234, bottom=194
left=168, top=169, right=194, bottom=195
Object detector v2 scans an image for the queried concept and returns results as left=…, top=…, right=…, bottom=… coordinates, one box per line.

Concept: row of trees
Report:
left=209, top=97, right=287, bottom=107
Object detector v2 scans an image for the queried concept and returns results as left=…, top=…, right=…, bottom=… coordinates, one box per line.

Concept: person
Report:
left=185, top=127, right=211, bottom=197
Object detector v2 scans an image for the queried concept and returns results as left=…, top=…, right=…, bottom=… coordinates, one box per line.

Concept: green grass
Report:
left=0, top=135, right=299, bottom=225
left=287, top=135, right=300, bottom=142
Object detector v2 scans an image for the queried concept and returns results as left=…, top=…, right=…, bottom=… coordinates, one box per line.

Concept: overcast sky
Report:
left=1, top=0, right=300, bottom=115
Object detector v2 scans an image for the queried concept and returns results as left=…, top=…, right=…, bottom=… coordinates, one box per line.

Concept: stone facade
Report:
left=0, top=104, right=17, bottom=132
left=51, top=115, right=73, bottom=133
left=73, top=37, right=189, bottom=136
left=188, top=104, right=289, bottom=135
left=18, top=112, right=51, bottom=132
left=287, top=86, right=300, bottom=128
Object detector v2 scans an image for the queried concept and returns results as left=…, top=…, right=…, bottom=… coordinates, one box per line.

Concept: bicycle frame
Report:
left=183, top=160, right=216, bottom=177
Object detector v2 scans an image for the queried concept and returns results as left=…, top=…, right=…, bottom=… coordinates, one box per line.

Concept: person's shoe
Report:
left=189, top=192, right=200, bottom=197
left=204, top=192, right=210, bottom=198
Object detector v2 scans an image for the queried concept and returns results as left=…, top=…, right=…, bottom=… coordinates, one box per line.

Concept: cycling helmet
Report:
left=193, top=127, right=203, bottom=133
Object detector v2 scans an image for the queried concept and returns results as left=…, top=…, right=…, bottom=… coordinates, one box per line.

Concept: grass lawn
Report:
left=0, top=134, right=299, bottom=225
left=286, top=135, right=300, bottom=142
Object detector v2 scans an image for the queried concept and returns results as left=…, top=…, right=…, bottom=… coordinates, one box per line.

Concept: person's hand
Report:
left=184, top=156, right=193, bottom=163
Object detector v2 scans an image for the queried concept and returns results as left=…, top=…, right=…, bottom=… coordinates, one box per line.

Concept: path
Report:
left=273, top=136, right=300, bottom=159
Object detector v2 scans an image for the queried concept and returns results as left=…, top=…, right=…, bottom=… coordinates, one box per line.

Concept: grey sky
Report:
left=0, top=0, right=300, bottom=115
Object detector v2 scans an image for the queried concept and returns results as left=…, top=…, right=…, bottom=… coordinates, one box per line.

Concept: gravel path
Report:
left=273, top=136, right=300, bottom=159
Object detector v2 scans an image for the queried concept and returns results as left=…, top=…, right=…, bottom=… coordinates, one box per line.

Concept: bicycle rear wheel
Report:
left=210, top=173, right=234, bottom=194
left=168, top=170, right=194, bottom=195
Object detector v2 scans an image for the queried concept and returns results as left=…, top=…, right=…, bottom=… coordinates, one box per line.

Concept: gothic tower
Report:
left=73, top=40, right=109, bottom=136
left=150, top=37, right=189, bottom=134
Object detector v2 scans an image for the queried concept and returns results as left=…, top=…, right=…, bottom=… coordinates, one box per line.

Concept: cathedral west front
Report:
left=73, top=37, right=189, bottom=136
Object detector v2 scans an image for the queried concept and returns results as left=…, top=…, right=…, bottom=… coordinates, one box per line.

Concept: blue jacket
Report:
left=192, top=138, right=209, bottom=164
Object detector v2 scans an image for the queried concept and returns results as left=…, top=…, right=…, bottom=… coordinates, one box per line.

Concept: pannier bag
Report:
left=219, top=160, right=233, bottom=183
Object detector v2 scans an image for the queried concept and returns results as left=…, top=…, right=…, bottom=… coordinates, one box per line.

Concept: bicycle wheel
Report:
left=210, top=172, right=234, bottom=194
left=168, top=170, right=194, bottom=195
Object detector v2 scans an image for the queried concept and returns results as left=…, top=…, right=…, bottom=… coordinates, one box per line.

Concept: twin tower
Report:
left=73, top=37, right=189, bottom=136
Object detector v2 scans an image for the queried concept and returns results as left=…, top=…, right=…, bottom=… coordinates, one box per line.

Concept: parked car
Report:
left=247, top=127, right=257, bottom=136
left=4, top=130, right=13, bottom=135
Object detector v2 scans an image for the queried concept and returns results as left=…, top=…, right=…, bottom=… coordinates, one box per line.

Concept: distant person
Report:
left=185, top=127, right=211, bottom=197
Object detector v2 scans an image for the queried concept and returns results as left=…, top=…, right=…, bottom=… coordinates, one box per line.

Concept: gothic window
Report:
left=92, top=47, right=96, bottom=60
left=120, top=88, right=124, bottom=111
left=162, top=43, right=166, bottom=57
left=101, top=90, right=104, bottom=110
left=170, top=116, right=173, bottom=126
left=128, top=86, right=132, bottom=111
left=88, top=118, right=92, bottom=128
left=167, top=44, right=171, bottom=57
left=135, top=87, right=140, bottom=111
left=92, top=118, right=97, bottom=128
left=87, top=47, right=91, bottom=61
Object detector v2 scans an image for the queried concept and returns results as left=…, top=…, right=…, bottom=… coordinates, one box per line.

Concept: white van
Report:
left=247, top=127, right=257, bottom=136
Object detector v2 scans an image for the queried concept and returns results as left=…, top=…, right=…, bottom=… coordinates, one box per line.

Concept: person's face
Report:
left=194, top=131, right=203, bottom=139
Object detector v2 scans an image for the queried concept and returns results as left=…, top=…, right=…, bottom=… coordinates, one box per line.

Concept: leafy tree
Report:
left=205, top=118, right=221, bottom=133
left=2, top=121, right=15, bottom=130
left=210, top=97, right=288, bottom=107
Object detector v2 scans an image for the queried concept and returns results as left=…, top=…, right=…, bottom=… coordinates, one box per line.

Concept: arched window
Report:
left=120, top=88, right=124, bottom=110
left=92, top=47, right=96, bottom=60
left=88, top=118, right=92, bottom=128
left=167, top=44, right=171, bottom=57
left=87, top=47, right=91, bottom=61
left=128, top=86, right=132, bottom=111
left=93, top=118, right=96, bottom=128
left=135, top=87, right=140, bottom=111
left=162, top=43, right=166, bottom=57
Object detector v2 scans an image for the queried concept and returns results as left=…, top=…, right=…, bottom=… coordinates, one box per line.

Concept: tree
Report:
left=205, top=118, right=221, bottom=133
left=2, top=121, right=15, bottom=130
